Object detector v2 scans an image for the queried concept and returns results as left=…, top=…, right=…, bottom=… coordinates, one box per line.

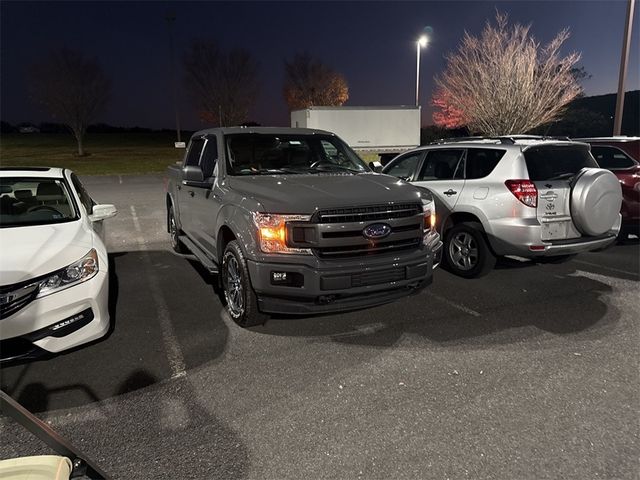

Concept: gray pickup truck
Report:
left=166, top=127, right=442, bottom=326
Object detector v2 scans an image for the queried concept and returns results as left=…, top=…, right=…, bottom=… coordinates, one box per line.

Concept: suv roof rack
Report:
left=429, top=136, right=516, bottom=145
left=429, top=135, right=573, bottom=146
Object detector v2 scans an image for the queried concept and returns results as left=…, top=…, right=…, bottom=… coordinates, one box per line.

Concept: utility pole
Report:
left=613, top=0, right=635, bottom=136
left=166, top=11, right=182, bottom=144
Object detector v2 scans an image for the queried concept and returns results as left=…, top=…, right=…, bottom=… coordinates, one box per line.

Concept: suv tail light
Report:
left=505, top=180, right=538, bottom=208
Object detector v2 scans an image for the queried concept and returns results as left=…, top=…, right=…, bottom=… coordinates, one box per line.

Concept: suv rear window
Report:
left=524, top=145, right=598, bottom=181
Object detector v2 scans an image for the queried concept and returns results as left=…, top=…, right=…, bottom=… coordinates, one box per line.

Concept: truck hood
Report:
left=0, top=220, right=94, bottom=285
left=227, top=173, right=423, bottom=214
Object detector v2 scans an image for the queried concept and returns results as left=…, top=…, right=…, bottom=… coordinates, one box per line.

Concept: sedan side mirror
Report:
left=89, top=204, right=117, bottom=222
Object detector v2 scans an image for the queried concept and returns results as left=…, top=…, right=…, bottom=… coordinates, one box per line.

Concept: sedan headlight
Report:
left=252, top=213, right=312, bottom=254
left=37, top=249, right=99, bottom=298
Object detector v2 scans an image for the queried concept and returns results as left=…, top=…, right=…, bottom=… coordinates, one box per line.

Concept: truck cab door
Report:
left=178, top=137, right=206, bottom=237
left=189, top=135, right=222, bottom=255
left=412, top=149, right=466, bottom=230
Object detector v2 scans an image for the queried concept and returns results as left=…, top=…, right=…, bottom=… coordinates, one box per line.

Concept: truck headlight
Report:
left=252, top=213, right=312, bottom=254
left=37, top=249, right=99, bottom=298
left=422, top=202, right=436, bottom=233
left=422, top=202, right=437, bottom=245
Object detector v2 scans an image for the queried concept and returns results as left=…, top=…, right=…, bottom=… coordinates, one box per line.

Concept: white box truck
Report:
left=290, top=106, right=421, bottom=163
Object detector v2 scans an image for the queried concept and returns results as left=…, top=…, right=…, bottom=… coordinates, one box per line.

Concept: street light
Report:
left=416, top=35, right=428, bottom=106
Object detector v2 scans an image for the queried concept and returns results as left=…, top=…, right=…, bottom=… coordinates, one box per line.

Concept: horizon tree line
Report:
left=26, top=12, right=592, bottom=155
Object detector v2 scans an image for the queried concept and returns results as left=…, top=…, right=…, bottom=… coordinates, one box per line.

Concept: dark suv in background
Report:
left=576, top=137, right=640, bottom=240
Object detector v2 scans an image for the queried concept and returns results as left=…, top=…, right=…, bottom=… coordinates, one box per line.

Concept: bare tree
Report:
left=183, top=39, right=259, bottom=127
left=283, top=53, right=349, bottom=110
left=432, top=12, right=582, bottom=135
left=29, top=49, right=111, bottom=156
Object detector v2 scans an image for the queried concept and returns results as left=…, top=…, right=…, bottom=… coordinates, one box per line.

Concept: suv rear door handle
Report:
left=188, top=190, right=195, bottom=197
left=444, top=189, right=457, bottom=196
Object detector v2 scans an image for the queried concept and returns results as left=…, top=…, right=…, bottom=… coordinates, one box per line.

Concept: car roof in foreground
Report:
left=193, top=126, right=337, bottom=137
left=0, top=167, right=66, bottom=178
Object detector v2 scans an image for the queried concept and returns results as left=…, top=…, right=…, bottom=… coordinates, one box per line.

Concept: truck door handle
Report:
left=188, top=190, right=195, bottom=197
left=177, top=185, right=181, bottom=190
left=444, top=189, right=457, bottom=196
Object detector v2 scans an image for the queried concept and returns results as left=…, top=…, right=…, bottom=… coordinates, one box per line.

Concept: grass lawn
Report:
left=0, top=133, right=184, bottom=175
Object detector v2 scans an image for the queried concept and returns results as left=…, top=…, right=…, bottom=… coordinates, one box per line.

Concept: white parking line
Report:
left=572, top=259, right=637, bottom=276
left=130, top=206, right=186, bottom=379
left=426, top=291, right=481, bottom=317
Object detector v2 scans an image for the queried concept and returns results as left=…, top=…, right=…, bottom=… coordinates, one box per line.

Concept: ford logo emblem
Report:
left=362, top=223, right=392, bottom=240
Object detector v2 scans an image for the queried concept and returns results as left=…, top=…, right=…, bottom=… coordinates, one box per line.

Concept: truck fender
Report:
left=215, top=204, right=261, bottom=261
left=166, top=192, right=181, bottom=232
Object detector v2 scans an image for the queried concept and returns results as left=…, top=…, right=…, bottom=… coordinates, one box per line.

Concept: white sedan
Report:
left=0, top=167, right=116, bottom=363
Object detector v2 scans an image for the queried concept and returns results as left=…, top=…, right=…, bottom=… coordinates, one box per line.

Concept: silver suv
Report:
left=382, top=136, right=622, bottom=278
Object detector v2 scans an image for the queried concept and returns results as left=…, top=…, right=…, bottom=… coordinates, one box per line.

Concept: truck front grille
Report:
left=288, top=203, right=424, bottom=259
left=316, top=203, right=421, bottom=224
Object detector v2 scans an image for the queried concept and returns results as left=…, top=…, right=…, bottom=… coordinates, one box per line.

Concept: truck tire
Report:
left=222, top=241, right=268, bottom=327
left=570, top=168, right=622, bottom=236
left=443, top=222, right=496, bottom=278
left=168, top=205, right=188, bottom=254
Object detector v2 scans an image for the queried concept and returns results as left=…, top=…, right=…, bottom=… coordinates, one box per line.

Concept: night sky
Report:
left=1, top=1, right=639, bottom=130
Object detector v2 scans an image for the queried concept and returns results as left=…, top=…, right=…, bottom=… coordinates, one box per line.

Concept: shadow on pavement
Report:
left=257, top=260, right=621, bottom=350
left=0, top=250, right=230, bottom=412
left=1, top=371, right=250, bottom=480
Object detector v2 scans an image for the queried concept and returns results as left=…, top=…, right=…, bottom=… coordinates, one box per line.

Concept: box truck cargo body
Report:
left=291, top=106, right=421, bottom=161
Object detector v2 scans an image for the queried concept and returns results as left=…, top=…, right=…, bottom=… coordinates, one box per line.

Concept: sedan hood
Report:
left=0, top=220, right=93, bottom=285
left=227, top=173, right=424, bottom=214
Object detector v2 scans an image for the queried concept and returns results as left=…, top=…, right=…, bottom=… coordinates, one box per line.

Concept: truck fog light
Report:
left=272, top=271, right=288, bottom=283
left=270, top=271, right=304, bottom=287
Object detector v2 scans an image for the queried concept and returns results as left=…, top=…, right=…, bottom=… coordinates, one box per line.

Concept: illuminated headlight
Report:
left=37, top=249, right=99, bottom=298
left=422, top=202, right=436, bottom=232
left=422, top=201, right=436, bottom=245
left=252, top=213, right=312, bottom=254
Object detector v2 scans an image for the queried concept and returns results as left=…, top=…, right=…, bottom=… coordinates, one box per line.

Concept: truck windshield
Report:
left=225, top=134, right=369, bottom=175
left=0, top=177, right=78, bottom=228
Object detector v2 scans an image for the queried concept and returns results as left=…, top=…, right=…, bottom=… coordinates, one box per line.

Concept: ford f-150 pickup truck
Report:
left=166, top=127, right=442, bottom=326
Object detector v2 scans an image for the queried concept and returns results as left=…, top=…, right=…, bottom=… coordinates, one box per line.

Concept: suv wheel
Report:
left=169, top=206, right=188, bottom=254
left=222, top=241, right=268, bottom=327
left=444, top=222, right=496, bottom=278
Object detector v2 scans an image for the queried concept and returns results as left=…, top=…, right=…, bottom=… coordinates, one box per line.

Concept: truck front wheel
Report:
left=222, top=241, right=268, bottom=327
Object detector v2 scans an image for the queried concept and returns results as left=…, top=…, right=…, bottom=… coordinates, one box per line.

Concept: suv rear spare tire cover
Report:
left=570, top=168, right=622, bottom=236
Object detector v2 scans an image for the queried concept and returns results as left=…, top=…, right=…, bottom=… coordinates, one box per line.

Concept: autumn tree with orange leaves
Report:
left=432, top=12, right=582, bottom=135
left=284, top=53, right=349, bottom=110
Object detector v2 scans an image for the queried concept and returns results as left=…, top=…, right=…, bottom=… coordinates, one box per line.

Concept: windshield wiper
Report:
left=306, top=163, right=360, bottom=174
left=237, top=168, right=303, bottom=175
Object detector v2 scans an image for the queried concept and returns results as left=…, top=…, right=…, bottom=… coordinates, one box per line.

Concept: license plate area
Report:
left=541, top=220, right=569, bottom=240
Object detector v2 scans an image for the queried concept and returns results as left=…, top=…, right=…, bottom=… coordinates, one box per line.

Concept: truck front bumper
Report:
left=246, top=246, right=440, bottom=315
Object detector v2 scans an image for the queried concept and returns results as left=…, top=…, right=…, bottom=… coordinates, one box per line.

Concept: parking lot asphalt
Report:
left=1, top=174, right=639, bottom=480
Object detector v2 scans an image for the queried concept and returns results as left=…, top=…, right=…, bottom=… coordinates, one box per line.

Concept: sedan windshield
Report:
left=0, top=177, right=78, bottom=228
left=225, top=133, right=369, bottom=175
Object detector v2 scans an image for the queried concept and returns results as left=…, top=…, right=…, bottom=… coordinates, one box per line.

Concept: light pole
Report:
left=415, top=35, right=428, bottom=106
left=613, top=0, right=635, bottom=136
left=165, top=11, right=182, bottom=144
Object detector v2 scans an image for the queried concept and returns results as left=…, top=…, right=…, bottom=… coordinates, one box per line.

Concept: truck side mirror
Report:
left=369, top=161, right=383, bottom=173
left=183, top=166, right=204, bottom=183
